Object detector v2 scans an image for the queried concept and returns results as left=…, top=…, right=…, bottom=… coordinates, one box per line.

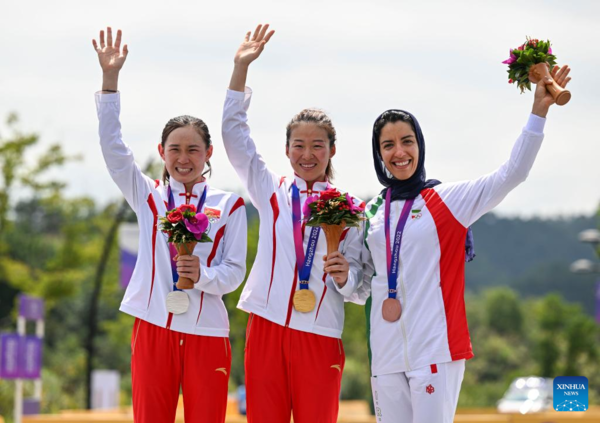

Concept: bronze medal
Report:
left=293, top=289, right=316, bottom=313
left=382, top=298, right=402, bottom=322
left=166, top=291, right=190, bottom=314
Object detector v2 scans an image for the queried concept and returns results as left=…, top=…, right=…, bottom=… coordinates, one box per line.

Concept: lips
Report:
left=175, top=167, right=193, bottom=174
left=391, top=159, right=411, bottom=169
left=299, top=163, right=317, bottom=169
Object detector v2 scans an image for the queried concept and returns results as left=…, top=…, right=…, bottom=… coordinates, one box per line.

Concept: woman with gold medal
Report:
left=222, top=24, right=365, bottom=423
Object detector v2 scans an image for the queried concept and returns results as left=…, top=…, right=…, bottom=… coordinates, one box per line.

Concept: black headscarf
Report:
left=371, top=109, right=475, bottom=262
left=371, top=109, right=440, bottom=201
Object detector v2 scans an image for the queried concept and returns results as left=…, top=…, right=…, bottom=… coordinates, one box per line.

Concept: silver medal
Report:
left=166, top=291, right=189, bottom=314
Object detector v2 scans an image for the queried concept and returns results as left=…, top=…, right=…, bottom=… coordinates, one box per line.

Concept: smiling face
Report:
left=379, top=120, right=419, bottom=181
left=286, top=122, right=336, bottom=183
left=158, top=125, right=213, bottom=190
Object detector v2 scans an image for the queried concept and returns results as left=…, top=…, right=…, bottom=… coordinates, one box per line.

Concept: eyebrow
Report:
left=292, top=139, right=326, bottom=143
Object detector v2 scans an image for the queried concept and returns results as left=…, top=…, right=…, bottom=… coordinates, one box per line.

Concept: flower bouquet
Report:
left=303, top=188, right=365, bottom=255
left=159, top=204, right=212, bottom=289
left=503, top=37, right=570, bottom=105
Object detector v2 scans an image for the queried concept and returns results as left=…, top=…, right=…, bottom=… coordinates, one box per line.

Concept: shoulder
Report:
left=365, top=194, right=385, bottom=218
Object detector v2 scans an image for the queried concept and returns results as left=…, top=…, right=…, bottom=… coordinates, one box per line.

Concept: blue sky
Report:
left=1, top=0, right=598, bottom=217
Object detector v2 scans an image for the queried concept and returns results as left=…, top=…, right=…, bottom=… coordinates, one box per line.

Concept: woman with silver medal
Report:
left=356, top=65, right=572, bottom=423
left=222, top=24, right=365, bottom=423
left=93, top=27, right=247, bottom=423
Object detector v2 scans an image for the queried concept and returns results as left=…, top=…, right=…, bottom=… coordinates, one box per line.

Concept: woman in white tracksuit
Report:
left=357, top=66, right=571, bottom=423
left=222, top=24, right=364, bottom=423
left=92, top=27, right=247, bottom=423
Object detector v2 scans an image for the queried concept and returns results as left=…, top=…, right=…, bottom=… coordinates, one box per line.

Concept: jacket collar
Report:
left=292, top=175, right=330, bottom=196
left=168, top=178, right=207, bottom=204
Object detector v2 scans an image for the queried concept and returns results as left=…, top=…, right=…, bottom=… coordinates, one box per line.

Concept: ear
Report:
left=285, top=143, right=290, bottom=159
left=206, top=145, right=214, bottom=162
left=329, top=144, right=336, bottom=159
left=158, top=144, right=166, bottom=161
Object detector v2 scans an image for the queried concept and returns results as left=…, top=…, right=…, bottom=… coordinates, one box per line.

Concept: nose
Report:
left=302, top=148, right=314, bottom=160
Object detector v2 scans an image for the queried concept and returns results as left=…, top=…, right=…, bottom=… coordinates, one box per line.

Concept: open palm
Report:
left=92, top=27, right=128, bottom=73
left=234, top=24, right=275, bottom=66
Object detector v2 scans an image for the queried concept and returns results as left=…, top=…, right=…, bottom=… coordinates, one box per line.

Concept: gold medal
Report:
left=166, top=291, right=190, bottom=314
left=382, top=298, right=402, bottom=322
left=293, top=289, right=316, bottom=313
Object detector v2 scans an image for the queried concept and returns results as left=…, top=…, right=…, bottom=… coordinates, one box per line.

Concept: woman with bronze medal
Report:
left=359, top=62, right=572, bottom=421
left=222, top=24, right=365, bottom=423
left=92, top=27, right=247, bottom=423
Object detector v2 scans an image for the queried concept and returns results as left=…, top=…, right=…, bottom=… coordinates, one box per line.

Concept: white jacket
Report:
left=357, top=114, right=545, bottom=375
left=96, top=92, right=247, bottom=337
left=222, top=88, right=363, bottom=339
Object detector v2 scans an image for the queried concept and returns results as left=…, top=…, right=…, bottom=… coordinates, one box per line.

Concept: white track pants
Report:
left=371, top=360, right=466, bottom=423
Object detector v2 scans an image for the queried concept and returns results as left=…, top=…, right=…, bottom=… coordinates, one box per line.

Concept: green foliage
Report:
left=505, top=38, right=557, bottom=93
left=484, top=287, right=523, bottom=335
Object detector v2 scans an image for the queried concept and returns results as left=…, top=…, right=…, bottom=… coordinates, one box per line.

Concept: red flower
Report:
left=508, top=79, right=513, bottom=84
left=320, top=188, right=342, bottom=201
left=167, top=210, right=183, bottom=223
left=179, top=204, right=196, bottom=213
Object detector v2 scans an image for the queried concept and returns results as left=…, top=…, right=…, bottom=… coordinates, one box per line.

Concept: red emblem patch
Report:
left=426, top=384, right=435, bottom=395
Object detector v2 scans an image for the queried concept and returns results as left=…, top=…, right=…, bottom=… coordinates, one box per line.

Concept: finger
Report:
left=115, top=29, right=122, bottom=49
left=264, top=30, right=275, bottom=44
left=244, top=31, right=251, bottom=42
left=123, top=44, right=129, bottom=57
left=550, top=65, right=560, bottom=78
left=252, top=24, right=262, bottom=41
left=100, top=30, right=105, bottom=49
left=92, top=39, right=98, bottom=51
left=257, top=24, right=269, bottom=41
left=107, top=27, right=113, bottom=47
left=561, top=76, right=572, bottom=88
left=555, top=66, right=570, bottom=84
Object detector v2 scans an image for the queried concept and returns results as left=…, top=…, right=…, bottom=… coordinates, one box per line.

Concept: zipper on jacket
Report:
left=398, top=260, right=411, bottom=371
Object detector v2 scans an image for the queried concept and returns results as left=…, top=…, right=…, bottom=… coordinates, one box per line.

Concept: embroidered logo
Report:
left=204, top=207, right=222, bottom=223
left=331, top=364, right=342, bottom=372
left=215, top=368, right=227, bottom=375
left=426, top=384, right=435, bottom=395
left=411, top=209, right=422, bottom=220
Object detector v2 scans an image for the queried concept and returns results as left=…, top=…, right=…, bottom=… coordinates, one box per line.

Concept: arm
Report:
left=222, top=25, right=278, bottom=209
left=345, top=223, right=374, bottom=305
left=194, top=198, right=248, bottom=296
left=441, top=65, right=572, bottom=227
left=93, top=27, right=153, bottom=212
left=325, top=223, right=364, bottom=299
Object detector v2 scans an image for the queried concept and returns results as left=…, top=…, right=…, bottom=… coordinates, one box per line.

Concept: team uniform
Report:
left=222, top=87, right=364, bottom=423
left=357, top=114, right=546, bottom=423
left=96, top=92, right=247, bottom=423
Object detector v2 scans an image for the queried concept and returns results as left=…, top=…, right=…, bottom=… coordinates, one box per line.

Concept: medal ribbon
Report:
left=167, top=184, right=207, bottom=291
left=384, top=188, right=414, bottom=300
left=291, top=183, right=321, bottom=290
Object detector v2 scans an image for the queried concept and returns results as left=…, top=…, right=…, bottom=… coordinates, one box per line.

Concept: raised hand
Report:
left=532, top=65, right=571, bottom=117
left=229, top=24, right=275, bottom=92
left=92, top=27, right=128, bottom=91
left=234, top=24, right=275, bottom=67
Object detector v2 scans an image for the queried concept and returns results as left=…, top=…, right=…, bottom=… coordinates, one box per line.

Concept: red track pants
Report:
left=131, top=318, right=231, bottom=423
left=244, top=314, right=345, bottom=423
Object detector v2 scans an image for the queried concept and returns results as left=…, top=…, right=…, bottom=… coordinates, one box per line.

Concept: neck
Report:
left=182, top=176, right=205, bottom=192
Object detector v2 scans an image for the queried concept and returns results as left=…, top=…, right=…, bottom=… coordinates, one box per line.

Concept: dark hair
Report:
left=285, top=108, right=337, bottom=181
left=373, top=110, right=416, bottom=152
left=160, top=115, right=212, bottom=184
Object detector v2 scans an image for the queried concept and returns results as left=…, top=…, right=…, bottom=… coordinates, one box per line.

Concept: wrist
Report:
left=102, top=71, right=119, bottom=92
left=531, top=104, right=549, bottom=118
